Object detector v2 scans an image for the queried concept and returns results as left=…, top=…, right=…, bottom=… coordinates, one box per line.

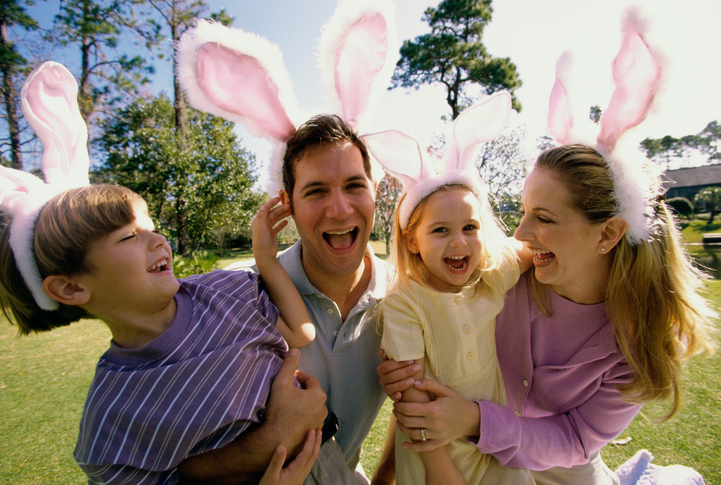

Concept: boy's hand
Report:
left=252, top=197, right=292, bottom=265
left=258, top=430, right=322, bottom=485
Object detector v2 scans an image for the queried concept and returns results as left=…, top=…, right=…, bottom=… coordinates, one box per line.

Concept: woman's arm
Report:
left=252, top=198, right=315, bottom=347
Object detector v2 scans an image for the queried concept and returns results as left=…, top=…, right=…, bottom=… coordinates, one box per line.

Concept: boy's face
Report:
left=76, top=206, right=179, bottom=328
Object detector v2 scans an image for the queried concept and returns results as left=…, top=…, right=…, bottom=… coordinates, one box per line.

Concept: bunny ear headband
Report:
left=0, top=61, right=90, bottom=311
left=362, top=91, right=512, bottom=229
left=548, top=9, right=662, bottom=245
left=176, top=0, right=398, bottom=195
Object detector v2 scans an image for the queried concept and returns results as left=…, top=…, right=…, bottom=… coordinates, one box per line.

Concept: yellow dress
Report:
left=381, top=254, right=534, bottom=485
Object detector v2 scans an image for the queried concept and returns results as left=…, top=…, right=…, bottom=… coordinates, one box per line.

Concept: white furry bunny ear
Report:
left=21, top=61, right=90, bottom=188
left=0, top=61, right=90, bottom=311
left=547, top=51, right=574, bottom=145
left=597, top=11, right=660, bottom=152
left=443, top=91, right=512, bottom=172
left=363, top=92, right=511, bottom=229
left=177, top=20, right=300, bottom=142
left=319, top=0, right=398, bottom=130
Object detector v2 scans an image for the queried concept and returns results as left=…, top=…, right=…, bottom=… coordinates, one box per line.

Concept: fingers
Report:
left=294, top=370, right=321, bottom=391
left=263, top=445, right=287, bottom=482
left=273, top=348, right=301, bottom=388
left=377, top=358, right=419, bottom=400
left=288, top=430, right=322, bottom=472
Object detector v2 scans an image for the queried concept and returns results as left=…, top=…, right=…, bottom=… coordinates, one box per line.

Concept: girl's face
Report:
left=515, top=167, right=610, bottom=304
left=404, top=188, right=483, bottom=292
left=75, top=206, right=179, bottom=330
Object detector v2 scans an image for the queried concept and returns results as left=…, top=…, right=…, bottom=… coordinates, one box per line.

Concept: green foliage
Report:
left=171, top=249, right=218, bottom=279
left=641, top=120, right=721, bottom=168
left=666, top=197, right=694, bottom=218
left=96, top=94, right=264, bottom=256
left=694, top=186, right=721, bottom=225
left=374, top=173, right=403, bottom=256
left=391, top=0, right=522, bottom=119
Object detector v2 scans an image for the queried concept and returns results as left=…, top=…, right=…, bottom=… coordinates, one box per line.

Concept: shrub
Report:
left=667, top=197, right=694, bottom=218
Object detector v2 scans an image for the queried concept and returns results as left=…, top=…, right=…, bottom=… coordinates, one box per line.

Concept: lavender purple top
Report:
left=74, top=270, right=283, bottom=484
left=475, top=272, right=642, bottom=471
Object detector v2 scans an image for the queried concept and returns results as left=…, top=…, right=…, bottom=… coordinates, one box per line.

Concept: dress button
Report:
left=463, top=325, right=471, bottom=334
left=467, top=352, right=474, bottom=360
left=326, top=308, right=334, bottom=314
left=523, top=379, right=529, bottom=387
left=455, top=297, right=463, bottom=305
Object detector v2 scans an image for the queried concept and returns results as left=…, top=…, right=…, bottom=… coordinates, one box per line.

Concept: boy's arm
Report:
left=252, top=198, right=315, bottom=347
left=397, top=358, right=466, bottom=485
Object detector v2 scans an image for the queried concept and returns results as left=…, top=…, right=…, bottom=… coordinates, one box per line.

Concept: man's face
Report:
left=281, top=140, right=375, bottom=283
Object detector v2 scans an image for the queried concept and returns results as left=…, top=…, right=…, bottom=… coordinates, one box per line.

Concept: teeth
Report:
left=326, top=229, right=353, bottom=235
left=529, top=249, right=550, bottom=255
left=447, top=255, right=466, bottom=260
left=149, top=259, right=167, bottom=272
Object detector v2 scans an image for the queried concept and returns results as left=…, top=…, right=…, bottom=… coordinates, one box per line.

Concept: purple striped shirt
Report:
left=74, top=270, right=284, bottom=484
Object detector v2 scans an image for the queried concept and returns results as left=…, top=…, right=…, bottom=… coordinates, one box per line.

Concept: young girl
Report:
left=363, top=92, right=534, bottom=485
left=0, top=61, right=345, bottom=485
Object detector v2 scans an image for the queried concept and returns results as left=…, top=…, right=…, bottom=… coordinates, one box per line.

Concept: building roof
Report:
left=663, top=164, right=721, bottom=191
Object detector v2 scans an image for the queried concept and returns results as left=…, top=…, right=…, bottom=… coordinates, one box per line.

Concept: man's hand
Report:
left=259, top=430, right=322, bottom=485
left=266, top=349, right=328, bottom=457
left=177, top=349, right=327, bottom=484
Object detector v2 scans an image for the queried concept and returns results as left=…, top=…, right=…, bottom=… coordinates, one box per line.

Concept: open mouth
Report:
left=444, top=255, right=469, bottom=273
left=148, top=258, right=170, bottom=273
left=530, top=249, right=555, bottom=265
left=323, top=228, right=359, bottom=250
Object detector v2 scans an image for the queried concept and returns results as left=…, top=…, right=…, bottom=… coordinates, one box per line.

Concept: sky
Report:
left=24, top=0, right=721, bottom=190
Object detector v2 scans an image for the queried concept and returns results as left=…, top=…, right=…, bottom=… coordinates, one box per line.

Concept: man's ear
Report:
left=42, top=275, right=90, bottom=306
left=598, top=216, right=628, bottom=254
left=279, top=190, right=292, bottom=213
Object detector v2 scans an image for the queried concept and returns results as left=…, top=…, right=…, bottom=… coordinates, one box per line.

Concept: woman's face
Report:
left=515, top=167, right=610, bottom=304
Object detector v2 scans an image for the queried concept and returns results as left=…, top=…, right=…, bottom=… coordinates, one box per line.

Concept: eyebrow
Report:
left=299, top=175, right=369, bottom=193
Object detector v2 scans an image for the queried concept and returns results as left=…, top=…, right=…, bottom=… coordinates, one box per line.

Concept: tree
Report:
left=391, top=0, right=522, bottom=119
left=97, top=94, right=263, bottom=255
left=694, top=186, right=721, bottom=226
left=374, top=173, right=403, bottom=256
left=0, top=0, right=37, bottom=169
left=47, top=0, right=154, bottom=124
left=641, top=121, right=721, bottom=169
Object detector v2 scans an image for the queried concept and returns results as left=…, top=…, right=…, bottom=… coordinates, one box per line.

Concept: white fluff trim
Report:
left=7, top=186, right=64, bottom=311
left=398, top=170, right=488, bottom=229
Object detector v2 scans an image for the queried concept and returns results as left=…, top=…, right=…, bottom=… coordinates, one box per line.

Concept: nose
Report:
left=449, top=231, right=467, bottom=248
left=514, top=215, right=531, bottom=241
left=326, top=188, right=353, bottom=220
left=148, top=230, right=167, bottom=249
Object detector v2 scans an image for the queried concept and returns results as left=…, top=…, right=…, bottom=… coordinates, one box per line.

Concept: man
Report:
left=179, top=115, right=391, bottom=484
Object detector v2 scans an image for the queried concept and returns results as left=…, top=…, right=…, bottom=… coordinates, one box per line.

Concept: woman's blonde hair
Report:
left=533, top=145, right=716, bottom=418
left=0, top=184, right=145, bottom=335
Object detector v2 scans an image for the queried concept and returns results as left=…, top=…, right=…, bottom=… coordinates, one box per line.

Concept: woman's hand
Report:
left=393, top=379, right=480, bottom=453
left=377, top=350, right=421, bottom=401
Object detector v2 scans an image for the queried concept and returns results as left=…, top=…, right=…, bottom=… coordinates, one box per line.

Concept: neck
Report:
left=98, top=298, right=177, bottom=349
left=304, top=254, right=372, bottom=321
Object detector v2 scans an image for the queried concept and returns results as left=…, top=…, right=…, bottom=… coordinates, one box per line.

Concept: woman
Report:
left=376, top=143, right=716, bottom=484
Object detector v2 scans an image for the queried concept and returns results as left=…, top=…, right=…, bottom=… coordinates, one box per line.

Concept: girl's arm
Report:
left=398, top=358, right=466, bottom=485
left=508, top=237, right=533, bottom=273
left=252, top=198, right=315, bottom=347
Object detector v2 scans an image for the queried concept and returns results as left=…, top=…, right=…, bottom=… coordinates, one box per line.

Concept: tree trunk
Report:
left=0, top=22, right=23, bottom=170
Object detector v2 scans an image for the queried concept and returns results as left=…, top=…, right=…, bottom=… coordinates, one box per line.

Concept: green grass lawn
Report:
left=1, top=239, right=719, bottom=483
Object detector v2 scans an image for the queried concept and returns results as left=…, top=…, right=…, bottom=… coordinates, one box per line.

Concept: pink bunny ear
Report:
left=597, top=13, right=660, bottom=151
left=362, top=130, right=431, bottom=190
left=177, top=20, right=299, bottom=142
left=319, top=0, right=398, bottom=130
left=547, top=51, right=574, bottom=145
left=444, top=91, right=512, bottom=171
left=21, top=61, right=90, bottom=188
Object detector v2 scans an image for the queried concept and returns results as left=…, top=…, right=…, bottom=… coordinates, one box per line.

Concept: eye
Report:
left=463, top=224, right=479, bottom=231
left=432, top=227, right=447, bottom=234
left=119, top=232, right=137, bottom=242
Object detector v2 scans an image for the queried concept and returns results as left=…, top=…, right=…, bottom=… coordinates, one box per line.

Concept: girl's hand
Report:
left=258, top=430, right=322, bottom=485
left=252, top=197, right=292, bottom=265
left=393, top=379, right=480, bottom=453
